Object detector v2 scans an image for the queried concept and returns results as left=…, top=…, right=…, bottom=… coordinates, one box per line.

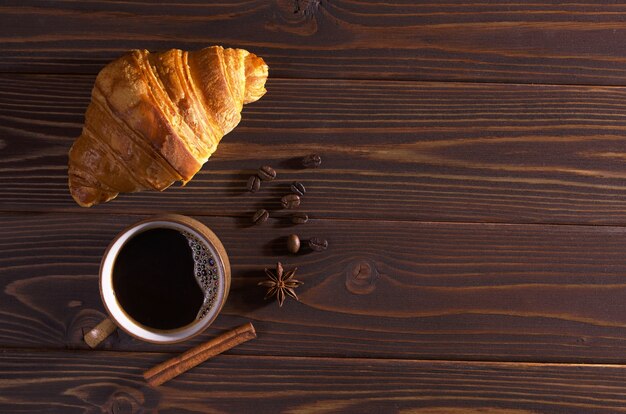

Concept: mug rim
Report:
left=99, top=214, right=231, bottom=344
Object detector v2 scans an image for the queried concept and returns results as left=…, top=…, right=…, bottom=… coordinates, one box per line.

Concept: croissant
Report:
left=68, top=46, right=268, bottom=207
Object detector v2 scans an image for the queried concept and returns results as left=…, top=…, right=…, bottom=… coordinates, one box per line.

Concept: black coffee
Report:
left=113, top=228, right=206, bottom=330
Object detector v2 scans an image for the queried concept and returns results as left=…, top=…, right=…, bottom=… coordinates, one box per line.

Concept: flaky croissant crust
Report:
left=68, top=46, right=268, bottom=207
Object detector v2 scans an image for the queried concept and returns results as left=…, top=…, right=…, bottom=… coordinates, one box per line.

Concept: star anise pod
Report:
left=258, top=262, right=303, bottom=307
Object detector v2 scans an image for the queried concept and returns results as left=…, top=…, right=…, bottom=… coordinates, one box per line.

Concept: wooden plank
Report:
left=2, top=350, right=626, bottom=413
left=5, top=75, right=626, bottom=224
left=4, top=212, right=626, bottom=362
left=5, top=1, right=626, bottom=85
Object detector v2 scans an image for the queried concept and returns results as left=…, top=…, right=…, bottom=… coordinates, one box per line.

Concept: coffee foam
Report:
left=184, top=232, right=219, bottom=320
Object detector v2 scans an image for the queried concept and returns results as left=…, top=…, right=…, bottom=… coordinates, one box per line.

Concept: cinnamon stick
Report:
left=143, top=322, right=256, bottom=387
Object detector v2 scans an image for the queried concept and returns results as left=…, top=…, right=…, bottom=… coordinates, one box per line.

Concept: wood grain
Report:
left=5, top=75, right=626, bottom=224
left=2, top=350, right=626, bottom=413
left=4, top=212, right=626, bottom=362
left=6, top=2, right=626, bottom=410
left=5, top=1, right=626, bottom=85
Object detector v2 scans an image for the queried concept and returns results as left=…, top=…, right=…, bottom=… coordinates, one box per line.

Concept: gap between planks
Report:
left=2, top=208, right=626, bottom=230
left=3, top=72, right=626, bottom=90
left=2, top=346, right=626, bottom=369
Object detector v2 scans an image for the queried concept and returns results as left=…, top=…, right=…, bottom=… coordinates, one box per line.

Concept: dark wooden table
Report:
left=4, top=1, right=626, bottom=412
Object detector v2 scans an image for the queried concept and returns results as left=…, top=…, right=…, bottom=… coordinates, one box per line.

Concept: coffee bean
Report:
left=308, top=237, right=328, bottom=252
left=251, top=209, right=269, bottom=225
left=258, top=165, right=276, bottom=181
left=302, top=154, right=322, bottom=168
left=291, top=212, right=309, bottom=224
left=290, top=181, right=306, bottom=197
left=281, top=194, right=301, bottom=209
left=287, top=234, right=301, bottom=254
left=247, top=175, right=261, bottom=193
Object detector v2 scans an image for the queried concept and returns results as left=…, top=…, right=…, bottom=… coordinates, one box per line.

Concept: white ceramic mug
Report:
left=84, top=214, right=231, bottom=347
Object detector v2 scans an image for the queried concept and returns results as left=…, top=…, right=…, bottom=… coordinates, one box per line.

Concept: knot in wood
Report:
left=292, top=0, right=321, bottom=17
left=271, top=0, right=321, bottom=36
left=345, top=260, right=378, bottom=295
left=104, top=389, right=145, bottom=414
left=110, top=396, right=134, bottom=414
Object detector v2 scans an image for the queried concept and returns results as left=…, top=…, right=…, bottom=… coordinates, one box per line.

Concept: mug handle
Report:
left=84, top=318, right=117, bottom=348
